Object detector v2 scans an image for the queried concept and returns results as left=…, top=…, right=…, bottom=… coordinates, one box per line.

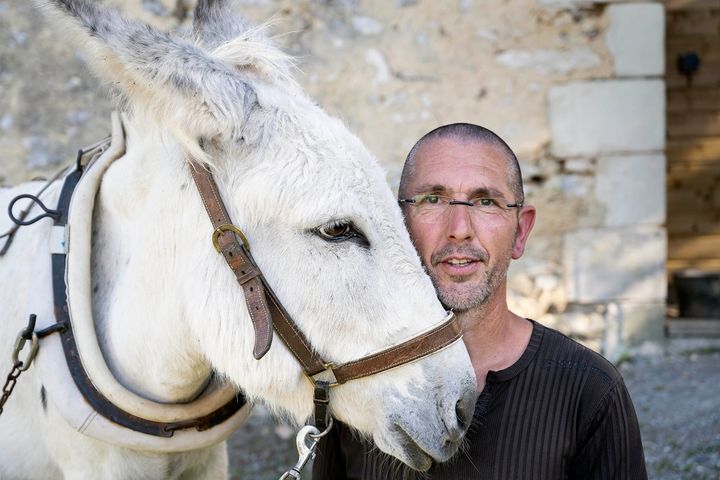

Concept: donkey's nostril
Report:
left=444, top=393, right=475, bottom=444
left=455, top=390, right=476, bottom=433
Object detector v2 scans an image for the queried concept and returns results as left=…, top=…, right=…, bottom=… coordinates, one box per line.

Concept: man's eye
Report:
left=420, top=195, right=442, bottom=205
left=475, top=198, right=497, bottom=207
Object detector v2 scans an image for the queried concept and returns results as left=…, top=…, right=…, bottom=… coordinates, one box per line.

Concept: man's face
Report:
left=402, top=137, right=533, bottom=312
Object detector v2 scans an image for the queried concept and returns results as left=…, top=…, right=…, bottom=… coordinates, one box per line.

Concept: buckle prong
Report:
left=211, top=224, right=249, bottom=253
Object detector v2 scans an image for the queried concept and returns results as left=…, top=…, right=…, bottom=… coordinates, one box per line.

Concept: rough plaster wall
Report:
left=0, top=0, right=664, bottom=354
left=0, top=0, right=611, bottom=180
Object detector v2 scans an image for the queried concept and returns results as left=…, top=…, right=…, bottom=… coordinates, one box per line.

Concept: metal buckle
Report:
left=310, top=364, right=338, bottom=387
left=211, top=224, right=249, bottom=253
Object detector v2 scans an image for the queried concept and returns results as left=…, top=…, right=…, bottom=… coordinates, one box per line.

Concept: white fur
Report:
left=0, top=1, right=476, bottom=478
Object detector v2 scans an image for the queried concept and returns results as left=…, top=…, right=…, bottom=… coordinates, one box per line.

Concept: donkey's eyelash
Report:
left=311, top=220, right=370, bottom=248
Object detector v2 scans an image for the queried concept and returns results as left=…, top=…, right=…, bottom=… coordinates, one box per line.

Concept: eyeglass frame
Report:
left=398, top=194, right=524, bottom=212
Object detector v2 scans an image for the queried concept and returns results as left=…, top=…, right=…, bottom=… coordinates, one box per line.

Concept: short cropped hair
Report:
left=398, top=123, right=524, bottom=203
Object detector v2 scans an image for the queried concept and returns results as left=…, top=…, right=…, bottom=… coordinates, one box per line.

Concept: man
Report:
left=313, top=123, right=647, bottom=479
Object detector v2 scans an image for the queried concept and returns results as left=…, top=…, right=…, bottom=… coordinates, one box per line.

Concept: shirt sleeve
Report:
left=569, top=380, right=648, bottom=480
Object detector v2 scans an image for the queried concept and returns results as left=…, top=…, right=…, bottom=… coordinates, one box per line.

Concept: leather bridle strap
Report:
left=189, top=163, right=274, bottom=360
left=265, top=273, right=462, bottom=384
left=327, top=312, right=460, bottom=384
left=189, top=161, right=463, bottom=387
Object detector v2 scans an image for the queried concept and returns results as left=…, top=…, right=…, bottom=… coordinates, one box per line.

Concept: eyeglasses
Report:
left=398, top=194, right=523, bottom=221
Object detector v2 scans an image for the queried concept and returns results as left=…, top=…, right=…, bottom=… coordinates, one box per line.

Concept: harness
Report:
left=2, top=113, right=251, bottom=451
left=2, top=112, right=463, bottom=476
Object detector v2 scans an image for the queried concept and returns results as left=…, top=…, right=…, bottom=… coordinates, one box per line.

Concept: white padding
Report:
left=33, top=111, right=251, bottom=451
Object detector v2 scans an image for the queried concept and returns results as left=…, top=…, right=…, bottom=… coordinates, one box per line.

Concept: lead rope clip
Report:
left=278, top=418, right=333, bottom=480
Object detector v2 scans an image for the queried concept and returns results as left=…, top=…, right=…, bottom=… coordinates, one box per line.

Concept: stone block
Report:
left=616, top=302, right=666, bottom=345
left=601, top=301, right=666, bottom=359
left=595, top=154, right=666, bottom=227
left=564, top=158, right=595, bottom=174
left=549, top=80, right=665, bottom=157
left=495, top=47, right=601, bottom=74
left=606, top=3, right=665, bottom=77
left=538, top=0, right=625, bottom=6
left=351, top=15, right=383, bottom=36
left=537, top=0, right=595, bottom=5
left=564, top=226, right=667, bottom=303
left=562, top=305, right=607, bottom=339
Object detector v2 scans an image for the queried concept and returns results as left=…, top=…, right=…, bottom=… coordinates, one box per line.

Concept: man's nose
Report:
left=445, top=203, right=474, bottom=242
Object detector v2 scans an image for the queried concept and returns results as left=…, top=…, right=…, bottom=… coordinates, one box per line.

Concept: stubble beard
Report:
left=428, top=243, right=514, bottom=312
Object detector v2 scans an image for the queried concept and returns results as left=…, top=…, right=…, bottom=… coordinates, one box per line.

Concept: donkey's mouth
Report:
left=391, top=425, right=434, bottom=472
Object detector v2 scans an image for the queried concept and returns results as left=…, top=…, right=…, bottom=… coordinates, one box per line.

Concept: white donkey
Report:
left=0, top=0, right=476, bottom=479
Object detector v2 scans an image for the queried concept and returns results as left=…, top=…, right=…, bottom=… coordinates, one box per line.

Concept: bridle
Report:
left=1, top=141, right=463, bottom=478
left=189, top=160, right=463, bottom=429
left=189, top=160, right=464, bottom=479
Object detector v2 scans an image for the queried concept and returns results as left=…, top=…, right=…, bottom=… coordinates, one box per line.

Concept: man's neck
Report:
left=456, top=285, right=533, bottom=392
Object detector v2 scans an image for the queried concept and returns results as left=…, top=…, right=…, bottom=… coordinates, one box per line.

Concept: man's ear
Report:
left=512, top=205, right=536, bottom=260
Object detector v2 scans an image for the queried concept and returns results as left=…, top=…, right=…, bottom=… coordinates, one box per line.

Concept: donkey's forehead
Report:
left=281, top=119, right=388, bottom=196
left=236, top=134, right=396, bottom=228
left=250, top=107, right=380, bottom=178
left=261, top=150, right=391, bottom=214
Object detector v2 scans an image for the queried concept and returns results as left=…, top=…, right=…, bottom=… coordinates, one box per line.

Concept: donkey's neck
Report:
left=91, top=131, right=212, bottom=403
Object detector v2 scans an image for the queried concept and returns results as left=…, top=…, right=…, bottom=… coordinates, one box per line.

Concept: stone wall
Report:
left=0, top=0, right=669, bottom=357
left=539, top=1, right=667, bottom=356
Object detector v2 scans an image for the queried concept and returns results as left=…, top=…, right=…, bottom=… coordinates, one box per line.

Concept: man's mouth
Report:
left=446, top=258, right=475, bottom=266
left=437, top=257, right=483, bottom=276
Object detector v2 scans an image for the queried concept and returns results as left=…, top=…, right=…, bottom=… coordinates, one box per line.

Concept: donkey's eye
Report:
left=319, top=223, right=352, bottom=239
left=315, top=221, right=369, bottom=246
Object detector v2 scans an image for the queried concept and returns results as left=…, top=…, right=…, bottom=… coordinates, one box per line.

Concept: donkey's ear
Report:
left=39, top=0, right=256, bottom=142
left=193, top=0, right=254, bottom=49
left=193, top=0, right=296, bottom=86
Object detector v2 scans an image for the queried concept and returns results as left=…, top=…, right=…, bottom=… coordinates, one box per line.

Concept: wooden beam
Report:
left=667, top=138, right=720, bottom=163
left=665, top=318, right=720, bottom=337
left=667, top=258, right=720, bottom=273
left=667, top=87, right=720, bottom=114
left=668, top=112, right=720, bottom=137
left=666, top=0, right=720, bottom=11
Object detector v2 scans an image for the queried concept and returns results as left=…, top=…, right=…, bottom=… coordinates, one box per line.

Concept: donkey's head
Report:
left=43, top=0, right=476, bottom=469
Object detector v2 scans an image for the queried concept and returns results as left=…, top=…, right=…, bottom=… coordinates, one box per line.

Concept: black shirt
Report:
left=313, top=321, right=647, bottom=480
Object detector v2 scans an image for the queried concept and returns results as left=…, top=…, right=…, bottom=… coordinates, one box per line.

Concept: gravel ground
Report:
left=227, top=338, right=720, bottom=480
left=227, top=405, right=298, bottom=479
left=619, top=339, right=720, bottom=480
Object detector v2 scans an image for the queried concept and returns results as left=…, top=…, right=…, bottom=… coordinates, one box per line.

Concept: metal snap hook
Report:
left=278, top=418, right=334, bottom=480
left=8, top=194, right=61, bottom=226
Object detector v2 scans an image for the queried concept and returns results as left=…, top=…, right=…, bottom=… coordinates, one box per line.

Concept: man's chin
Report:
left=437, top=287, right=489, bottom=312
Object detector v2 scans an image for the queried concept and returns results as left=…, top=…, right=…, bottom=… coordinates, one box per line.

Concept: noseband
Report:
left=189, top=161, right=463, bottom=428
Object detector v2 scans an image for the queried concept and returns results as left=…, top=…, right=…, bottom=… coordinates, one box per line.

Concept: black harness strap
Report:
left=45, top=167, right=246, bottom=437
